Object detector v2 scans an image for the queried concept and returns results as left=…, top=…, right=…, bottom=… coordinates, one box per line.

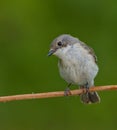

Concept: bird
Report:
left=48, top=34, right=100, bottom=104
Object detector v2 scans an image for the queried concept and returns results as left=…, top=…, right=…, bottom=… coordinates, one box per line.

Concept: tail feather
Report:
left=80, top=91, right=100, bottom=104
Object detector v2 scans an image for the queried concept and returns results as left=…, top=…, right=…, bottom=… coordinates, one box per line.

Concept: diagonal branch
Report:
left=0, top=85, right=117, bottom=103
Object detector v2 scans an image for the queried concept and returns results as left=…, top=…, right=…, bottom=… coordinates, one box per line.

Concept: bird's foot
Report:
left=80, top=83, right=89, bottom=94
left=85, top=87, right=89, bottom=93
left=64, top=87, right=72, bottom=96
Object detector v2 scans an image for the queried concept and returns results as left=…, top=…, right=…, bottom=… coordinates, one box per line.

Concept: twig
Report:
left=0, top=85, right=117, bottom=103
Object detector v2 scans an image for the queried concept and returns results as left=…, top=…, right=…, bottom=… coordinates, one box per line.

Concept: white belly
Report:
left=57, top=44, right=98, bottom=86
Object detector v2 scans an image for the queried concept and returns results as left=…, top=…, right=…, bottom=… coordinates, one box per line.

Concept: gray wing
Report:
left=79, top=41, right=97, bottom=63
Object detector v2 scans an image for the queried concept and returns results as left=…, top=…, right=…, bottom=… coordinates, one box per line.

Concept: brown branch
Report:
left=0, top=85, right=117, bottom=103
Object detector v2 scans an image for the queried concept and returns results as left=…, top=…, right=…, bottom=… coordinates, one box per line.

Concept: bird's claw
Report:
left=64, top=88, right=72, bottom=96
left=85, top=87, right=89, bottom=93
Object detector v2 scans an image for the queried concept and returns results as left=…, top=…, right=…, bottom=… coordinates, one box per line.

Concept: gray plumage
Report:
left=48, top=34, right=100, bottom=104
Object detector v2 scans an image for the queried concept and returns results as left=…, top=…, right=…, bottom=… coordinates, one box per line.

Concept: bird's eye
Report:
left=57, top=41, right=62, bottom=46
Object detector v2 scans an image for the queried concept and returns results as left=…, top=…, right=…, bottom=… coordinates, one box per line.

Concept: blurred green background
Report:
left=0, top=0, right=117, bottom=130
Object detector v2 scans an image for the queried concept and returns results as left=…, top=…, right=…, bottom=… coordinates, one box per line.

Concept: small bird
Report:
left=48, top=34, right=100, bottom=104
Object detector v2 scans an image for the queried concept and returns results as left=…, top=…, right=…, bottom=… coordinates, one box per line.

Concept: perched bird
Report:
left=48, top=34, right=100, bottom=104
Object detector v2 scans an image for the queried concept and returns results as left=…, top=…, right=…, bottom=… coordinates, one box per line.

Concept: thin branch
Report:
left=0, top=85, right=117, bottom=103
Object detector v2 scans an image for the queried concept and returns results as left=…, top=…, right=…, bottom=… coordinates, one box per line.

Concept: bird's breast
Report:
left=58, top=59, right=85, bottom=84
left=58, top=45, right=98, bottom=85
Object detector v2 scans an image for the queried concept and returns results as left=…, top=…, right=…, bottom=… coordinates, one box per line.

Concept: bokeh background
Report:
left=0, top=0, right=117, bottom=130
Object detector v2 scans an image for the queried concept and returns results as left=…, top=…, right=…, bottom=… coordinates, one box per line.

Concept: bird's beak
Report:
left=48, top=49, right=55, bottom=56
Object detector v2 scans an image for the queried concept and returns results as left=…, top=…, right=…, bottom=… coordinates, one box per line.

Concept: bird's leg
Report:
left=64, top=83, right=72, bottom=96
left=80, top=82, right=91, bottom=103
left=80, top=82, right=89, bottom=94
left=85, top=82, right=89, bottom=93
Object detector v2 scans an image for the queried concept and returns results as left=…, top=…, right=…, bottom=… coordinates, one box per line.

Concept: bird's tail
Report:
left=80, top=91, right=100, bottom=104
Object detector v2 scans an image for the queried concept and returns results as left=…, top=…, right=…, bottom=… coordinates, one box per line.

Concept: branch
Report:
left=0, top=85, right=117, bottom=103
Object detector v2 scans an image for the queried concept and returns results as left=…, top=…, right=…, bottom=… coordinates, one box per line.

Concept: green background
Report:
left=0, top=0, right=117, bottom=130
